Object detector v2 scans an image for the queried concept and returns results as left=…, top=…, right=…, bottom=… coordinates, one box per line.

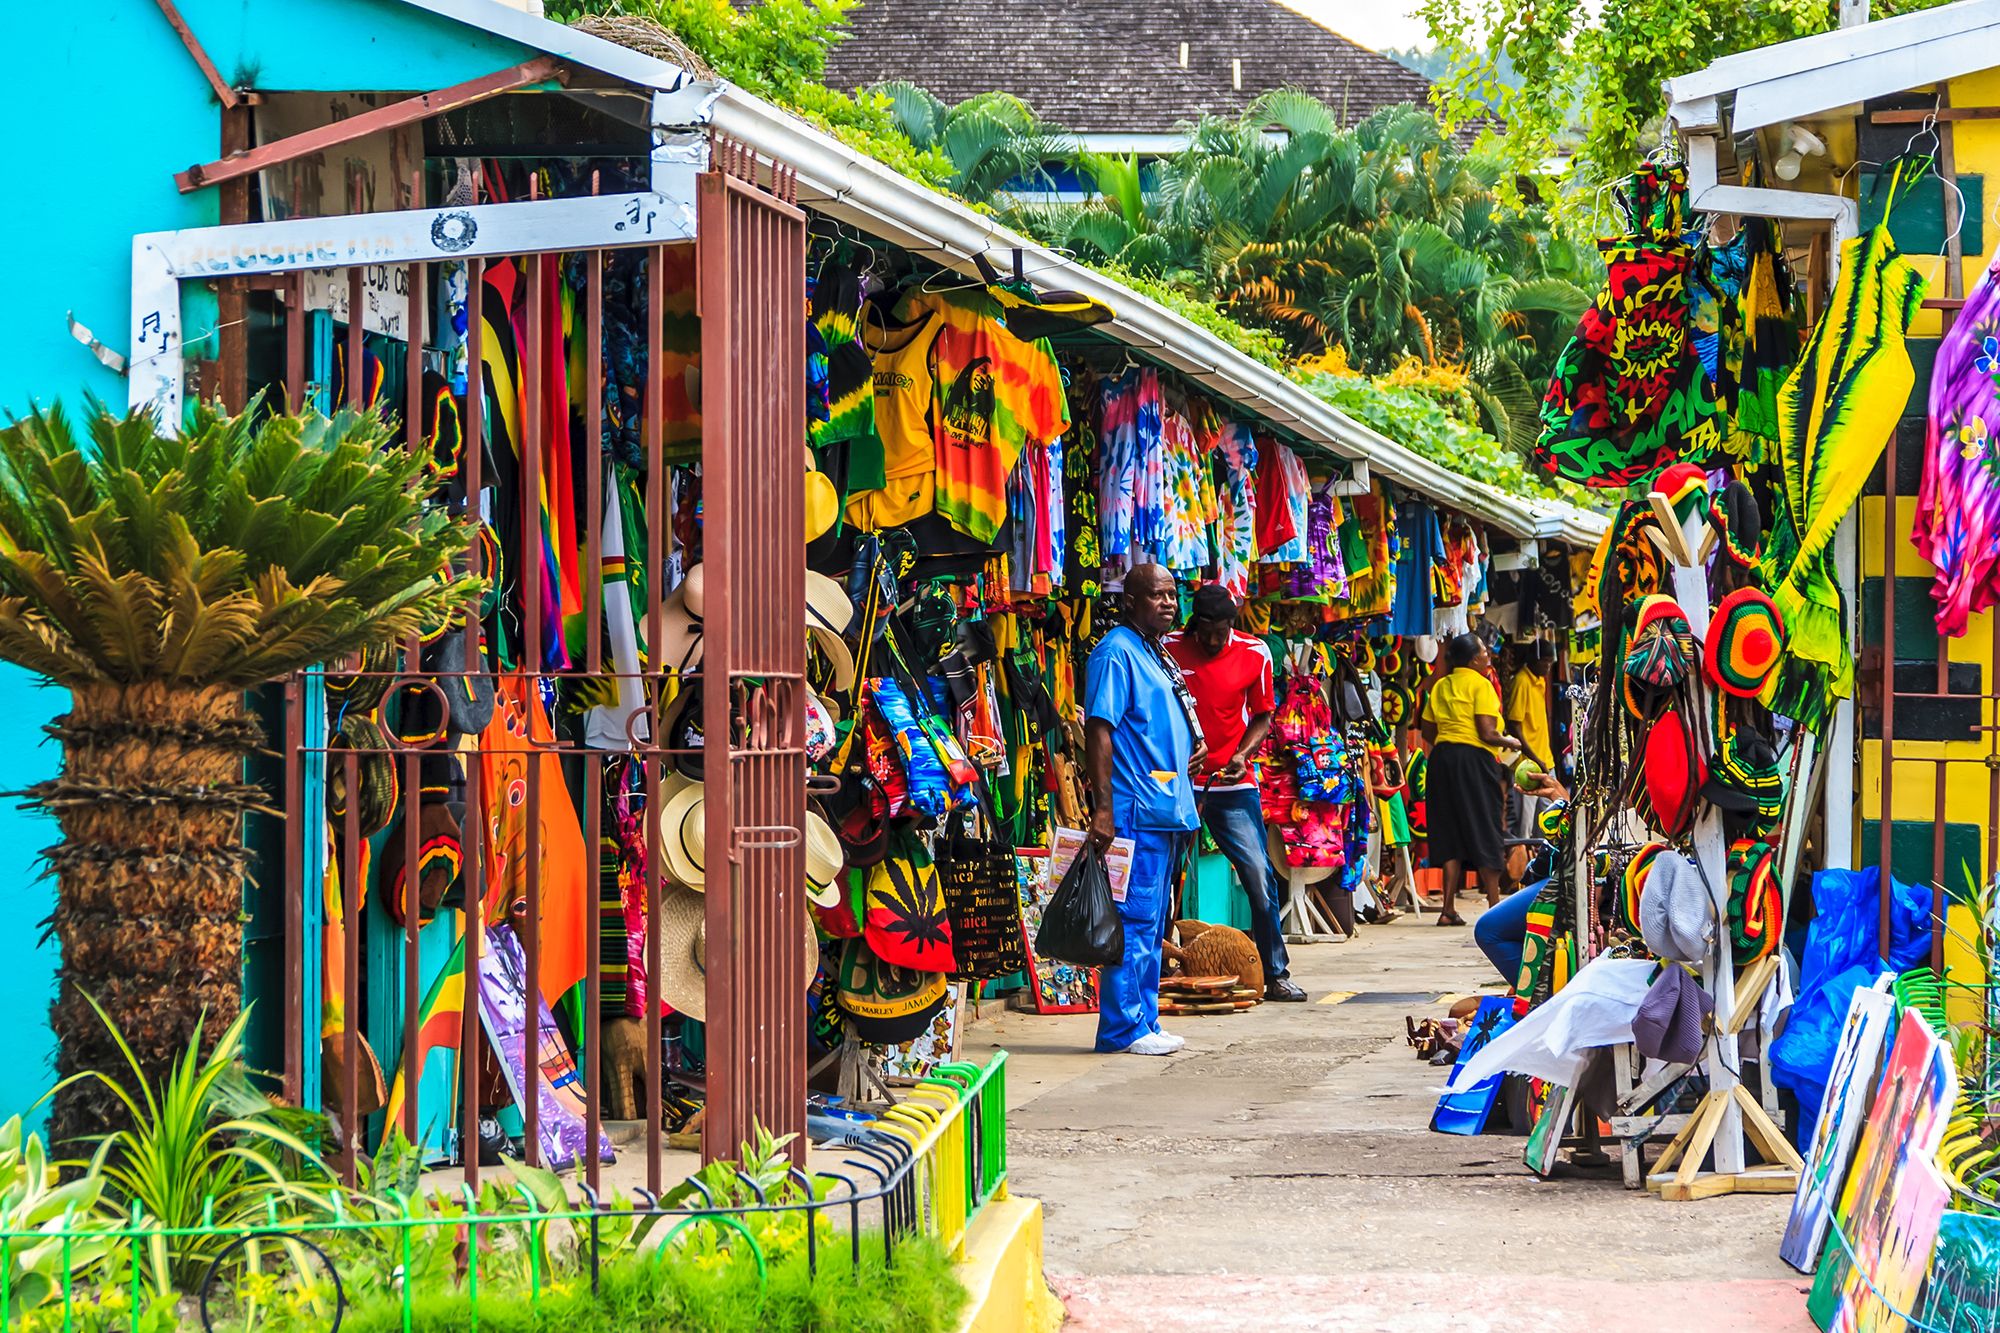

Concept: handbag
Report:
left=936, top=805, right=1027, bottom=980
left=1034, top=842, right=1124, bottom=967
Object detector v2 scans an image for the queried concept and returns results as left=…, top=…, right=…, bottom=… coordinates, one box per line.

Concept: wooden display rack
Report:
left=1633, top=496, right=1804, bottom=1201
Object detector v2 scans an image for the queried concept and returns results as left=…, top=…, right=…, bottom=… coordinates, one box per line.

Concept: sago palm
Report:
left=0, top=399, right=476, bottom=1148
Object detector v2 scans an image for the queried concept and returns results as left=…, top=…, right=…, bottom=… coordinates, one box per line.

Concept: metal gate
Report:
left=696, top=140, right=808, bottom=1165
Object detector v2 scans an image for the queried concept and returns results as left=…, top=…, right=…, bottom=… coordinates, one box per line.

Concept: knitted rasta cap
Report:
left=1650, top=461, right=1711, bottom=525
left=1704, top=587, right=1786, bottom=698
left=1643, top=706, right=1706, bottom=838
left=1621, top=841, right=1668, bottom=934
left=1726, top=836, right=1782, bottom=965
left=1708, top=479, right=1763, bottom=568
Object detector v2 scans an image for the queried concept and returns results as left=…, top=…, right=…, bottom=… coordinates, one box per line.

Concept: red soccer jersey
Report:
left=1165, top=629, right=1276, bottom=790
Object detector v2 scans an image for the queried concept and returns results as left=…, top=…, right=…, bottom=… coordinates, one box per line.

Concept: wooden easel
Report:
left=1636, top=498, right=1804, bottom=1201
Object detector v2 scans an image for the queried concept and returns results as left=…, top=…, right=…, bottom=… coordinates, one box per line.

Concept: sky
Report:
left=1280, top=0, right=1431, bottom=52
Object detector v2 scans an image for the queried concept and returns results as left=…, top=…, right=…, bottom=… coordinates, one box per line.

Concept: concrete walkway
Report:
left=961, top=908, right=1815, bottom=1332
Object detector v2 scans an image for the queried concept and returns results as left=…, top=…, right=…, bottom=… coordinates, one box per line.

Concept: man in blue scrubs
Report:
left=1085, top=563, right=1204, bottom=1055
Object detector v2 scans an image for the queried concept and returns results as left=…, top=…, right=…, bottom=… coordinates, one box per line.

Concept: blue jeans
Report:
left=1474, top=879, right=1546, bottom=984
left=1095, top=828, right=1187, bottom=1052
left=1199, top=787, right=1290, bottom=980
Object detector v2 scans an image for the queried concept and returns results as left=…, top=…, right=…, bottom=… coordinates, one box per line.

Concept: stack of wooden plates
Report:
left=1159, top=974, right=1262, bottom=1015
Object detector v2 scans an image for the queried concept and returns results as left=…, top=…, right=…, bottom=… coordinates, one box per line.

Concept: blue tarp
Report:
left=1768, top=866, right=1931, bottom=1145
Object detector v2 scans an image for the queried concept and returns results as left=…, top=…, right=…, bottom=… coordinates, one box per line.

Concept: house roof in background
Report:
left=822, top=0, right=1444, bottom=135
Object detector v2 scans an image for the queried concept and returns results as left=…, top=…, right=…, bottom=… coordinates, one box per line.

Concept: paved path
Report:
left=962, top=906, right=1814, bottom=1330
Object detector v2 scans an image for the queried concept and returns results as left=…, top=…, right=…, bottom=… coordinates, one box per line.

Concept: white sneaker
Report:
left=1124, top=1032, right=1183, bottom=1056
left=1152, top=1028, right=1186, bottom=1050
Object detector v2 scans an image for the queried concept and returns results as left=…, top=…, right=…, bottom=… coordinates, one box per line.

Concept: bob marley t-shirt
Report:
left=903, top=293, right=1068, bottom=546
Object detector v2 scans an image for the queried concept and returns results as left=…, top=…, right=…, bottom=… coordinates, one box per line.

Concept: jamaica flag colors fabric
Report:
left=1535, top=159, right=1723, bottom=488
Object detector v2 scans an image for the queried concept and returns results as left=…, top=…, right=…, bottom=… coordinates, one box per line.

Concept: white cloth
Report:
left=1443, top=957, right=1657, bottom=1091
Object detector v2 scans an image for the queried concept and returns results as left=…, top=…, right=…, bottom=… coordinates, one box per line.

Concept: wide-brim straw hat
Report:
left=659, top=886, right=820, bottom=1022
left=805, top=809, right=844, bottom=908
left=657, top=780, right=708, bottom=890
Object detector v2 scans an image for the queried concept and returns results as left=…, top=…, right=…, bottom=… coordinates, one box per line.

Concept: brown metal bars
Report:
left=697, top=156, right=809, bottom=1165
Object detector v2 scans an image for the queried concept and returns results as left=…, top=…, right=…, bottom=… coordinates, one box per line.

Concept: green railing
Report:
left=0, top=1052, right=1008, bottom=1332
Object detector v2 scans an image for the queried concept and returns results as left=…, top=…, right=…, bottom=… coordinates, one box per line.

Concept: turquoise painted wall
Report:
left=0, top=0, right=536, bottom=1122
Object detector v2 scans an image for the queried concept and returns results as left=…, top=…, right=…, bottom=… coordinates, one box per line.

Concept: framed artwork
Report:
left=875, top=986, right=963, bottom=1079
left=1015, top=853, right=1099, bottom=1015
left=1431, top=996, right=1517, bottom=1136
left=1807, top=1009, right=1958, bottom=1333
left=1916, top=1211, right=2000, bottom=1333
left=1783, top=981, right=1897, bottom=1273
left=479, top=924, right=615, bottom=1173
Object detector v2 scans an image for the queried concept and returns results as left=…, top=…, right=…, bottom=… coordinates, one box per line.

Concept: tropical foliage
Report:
left=0, top=401, right=475, bottom=1148
left=1418, top=0, right=1953, bottom=199
left=876, top=83, right=1073, bottom=203
left=1016, top=97, right=1596, bottom=451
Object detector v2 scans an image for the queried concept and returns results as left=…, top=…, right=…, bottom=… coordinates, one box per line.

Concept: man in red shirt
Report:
left=1165, top=585, right=1307, bottom=1001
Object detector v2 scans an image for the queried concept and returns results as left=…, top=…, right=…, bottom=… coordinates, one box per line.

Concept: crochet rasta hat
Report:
left=1704, top=587, right=1786, bottom=698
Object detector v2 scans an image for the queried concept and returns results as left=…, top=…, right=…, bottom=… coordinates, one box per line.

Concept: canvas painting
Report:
left=1807, top=1009, right=1958, bottom=1332
left=875, top=985, right=962, bottom=1079
left=1431, top=996, right=1518, bottom=1136
left=479, top=923, right=616, bottom=1172
left=1916, top=1210, right=2000, bottom=1333
left=1016, top=853, right=1099, bottom=1014
left=1783, top=981, right=1898, bottom=1272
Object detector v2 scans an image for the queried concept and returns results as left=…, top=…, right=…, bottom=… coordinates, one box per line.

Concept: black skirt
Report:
left=1426, top=741, right=1504, bottom=872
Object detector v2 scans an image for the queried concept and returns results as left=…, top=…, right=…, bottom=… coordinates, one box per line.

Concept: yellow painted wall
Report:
left=1849, top=70, right=2000, bottom=1022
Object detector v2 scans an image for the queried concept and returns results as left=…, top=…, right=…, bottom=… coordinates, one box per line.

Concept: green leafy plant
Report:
left=0, top=1116, right=121, bottom=1312
left=1418, top=0, right=1955, bottom=202
left=59, top=997, right=334, bottom=1292
left=0, top=398, right=475, bottom=1149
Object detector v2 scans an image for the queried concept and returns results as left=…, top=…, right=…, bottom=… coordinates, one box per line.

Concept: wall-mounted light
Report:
left=1773, top=123, right=1827, bottom=181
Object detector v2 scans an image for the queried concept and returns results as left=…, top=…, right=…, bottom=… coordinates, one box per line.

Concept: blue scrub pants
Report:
left=1473, top=878, right=1546, bottom=984
left=1095, top=828, right=1188, bottom=1052
left=1199, top=786, right=1291, bottom=980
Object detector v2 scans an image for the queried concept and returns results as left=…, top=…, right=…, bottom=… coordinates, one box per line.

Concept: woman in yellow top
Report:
left=1419, top=633, right=1520, bottom=926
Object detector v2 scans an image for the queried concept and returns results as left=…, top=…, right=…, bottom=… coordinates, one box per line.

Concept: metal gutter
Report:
left=701, top=85, right=1606, bottom=543
left=381, top=0, right=1606, bottom=545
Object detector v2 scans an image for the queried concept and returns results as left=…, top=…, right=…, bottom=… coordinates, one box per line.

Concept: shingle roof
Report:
left=822, top=0, right=1445, bottom=135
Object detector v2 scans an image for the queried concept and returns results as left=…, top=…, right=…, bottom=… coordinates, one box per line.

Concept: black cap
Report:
left=1190, top=584, right=1237, bottom=625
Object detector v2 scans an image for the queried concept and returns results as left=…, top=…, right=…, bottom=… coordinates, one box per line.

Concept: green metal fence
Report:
left=1, top=1052, right=1008, bottom=1332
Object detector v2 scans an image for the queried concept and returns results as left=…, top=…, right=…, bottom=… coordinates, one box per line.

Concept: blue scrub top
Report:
left=1085, top=625, right=1199, bottom=833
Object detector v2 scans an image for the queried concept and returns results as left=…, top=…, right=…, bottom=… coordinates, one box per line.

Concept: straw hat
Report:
left=657, top=780, right=709, bottom=890
left=658, top=886, right=820, bottom=1022
left=806, top=470, right=839, bottom=543
left=804, top=809, right=845, bottom=908
left=656, top=580, right=705, bottom=675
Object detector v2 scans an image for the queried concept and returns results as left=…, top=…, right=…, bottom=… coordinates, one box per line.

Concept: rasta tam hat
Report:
left=1650, top=461, right=1712, bottom=526
left=1623, top=594, right=1695, bottom=716
left=1708, top=479, right=1763, bottom=568
left=835, top=936, right=948, bottom=1043
left=1726, top=835, right=1782, bottom=965
left=1704, top=587, right=1786, bottom=698
left=379, top=800, right=465, bottom=927
left=1619, top=841, right=1668, bottom=933
left=864, top=853, right=957, bottom=973
left=326, top=713, right=400, bottom=837
left=1702, top=724, right=1784, bottom=833
left=1643, top=706, right=1706, bottom=838
left=1379, top=682, right=1414, bottom=727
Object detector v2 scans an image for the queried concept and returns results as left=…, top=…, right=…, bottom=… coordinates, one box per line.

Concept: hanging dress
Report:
left=1916, top=236, right=2000, bottom=637
left=1763, top=169, right=1927, bottom=706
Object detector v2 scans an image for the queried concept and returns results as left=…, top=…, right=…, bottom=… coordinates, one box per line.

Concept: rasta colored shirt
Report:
left=844, top=309, right=940, bottom=531
left=902, top=292, right=1069, bottom=546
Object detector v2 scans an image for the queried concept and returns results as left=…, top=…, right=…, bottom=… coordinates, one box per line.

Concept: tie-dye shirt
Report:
left=1212, top=419, right=1260, bottom=596
left=1156, top=403, right=1216, bottom=572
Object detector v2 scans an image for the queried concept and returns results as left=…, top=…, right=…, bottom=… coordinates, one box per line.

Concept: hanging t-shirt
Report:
left=903, top=293, right=1068, bottom=545
left=1156, top=403, right=1216, bottom=572
left=1099, top=367, right=1160, bottom=559
left=1165, top=629, right=1275, bottom=791
left=1212, top=420, right=1260, bottom=596
left=810, top=264, right=880, bottom=484
left=1505, top=670, right=1553, bottom=769
left=1389, top=499, right=1441, bottom=636
left=844, top=309, right=940, bottom=531
left=1258, top=442, right=1310, bottom=563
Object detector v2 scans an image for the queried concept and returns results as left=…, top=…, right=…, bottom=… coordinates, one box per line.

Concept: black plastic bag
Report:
left=1035, top=843, right=1125, bottom=967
